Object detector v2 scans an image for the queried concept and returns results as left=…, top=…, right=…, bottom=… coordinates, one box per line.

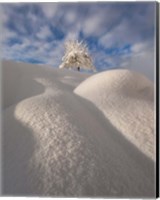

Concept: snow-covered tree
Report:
left=59, top=40, right=96, bottom=72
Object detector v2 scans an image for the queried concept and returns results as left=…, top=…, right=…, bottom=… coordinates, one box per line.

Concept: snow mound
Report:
left=2, top=61, right=155, bottom=197
left=74, top=69, right=154, bottom=160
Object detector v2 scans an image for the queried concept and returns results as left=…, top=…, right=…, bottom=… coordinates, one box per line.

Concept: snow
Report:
left=1, top=60, right=155, bottom=197
left=74, top=69, right=154, bottom=160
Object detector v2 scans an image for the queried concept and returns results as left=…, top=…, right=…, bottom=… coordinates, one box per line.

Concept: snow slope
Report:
left=74, top=69, right=154, bottom=160
left=1, top=60, right=155, bottom=197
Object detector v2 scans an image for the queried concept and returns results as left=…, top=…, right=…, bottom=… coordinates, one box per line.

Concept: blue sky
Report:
left=1, top=2, right=156, bottom=79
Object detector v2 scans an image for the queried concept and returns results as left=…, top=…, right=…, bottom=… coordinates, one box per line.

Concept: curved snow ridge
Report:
left=14, top=97, right=96, bottom=196
left=13, top=81, right=99, bottom=196
left=74, top=69, right=154, bottom=160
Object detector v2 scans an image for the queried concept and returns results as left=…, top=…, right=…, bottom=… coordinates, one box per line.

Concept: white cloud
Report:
left=81, top=4, right=123, bottom=37
left=116, top=42, right=155, bottom=81
left=65, top=11, right=77, bottom=25
left=12, top=38, right=31, bottom=50
left=2, top=28, right=17, bottom=42
left=36, top=26, right=52, bottom=40
left=40, top=3, right=58, bottom=19
left=99, top=19, right=135, bottom=48
left=64, top=31, right=79, bottom=42
left=83, top=14, right=104, bottom=37
left=131, top=42, right=151, bottom=54
left=1, top=6, right=8, bottom=25
left=27, top=12, right=38, bottom=23
left=99, top=32, right=114, bottom=48
left=96, top=38, right=155, bottom=81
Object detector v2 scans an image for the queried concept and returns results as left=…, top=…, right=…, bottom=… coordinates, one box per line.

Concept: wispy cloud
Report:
left=36, top=26, right=53, bottom=40
left=40, top=3, right=58, bottom=19
left=1, top=2, right=156, bottom=80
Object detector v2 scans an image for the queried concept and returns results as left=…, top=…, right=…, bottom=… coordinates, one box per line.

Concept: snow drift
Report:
left=74, top=69, right=154, bottom=160
left=1, top=60, right=155, bottom=197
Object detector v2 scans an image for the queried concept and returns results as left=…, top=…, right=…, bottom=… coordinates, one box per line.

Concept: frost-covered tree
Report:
left=59, top=40, right=96, bottom=72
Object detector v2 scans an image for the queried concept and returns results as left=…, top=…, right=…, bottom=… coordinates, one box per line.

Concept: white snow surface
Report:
left=1, top=60, right=155, bottom=197
left=74, top=69, right=154, bottom=160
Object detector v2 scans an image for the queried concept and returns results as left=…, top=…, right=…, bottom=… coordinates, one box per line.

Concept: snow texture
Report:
left=1, top=60, right=155, bottom=197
